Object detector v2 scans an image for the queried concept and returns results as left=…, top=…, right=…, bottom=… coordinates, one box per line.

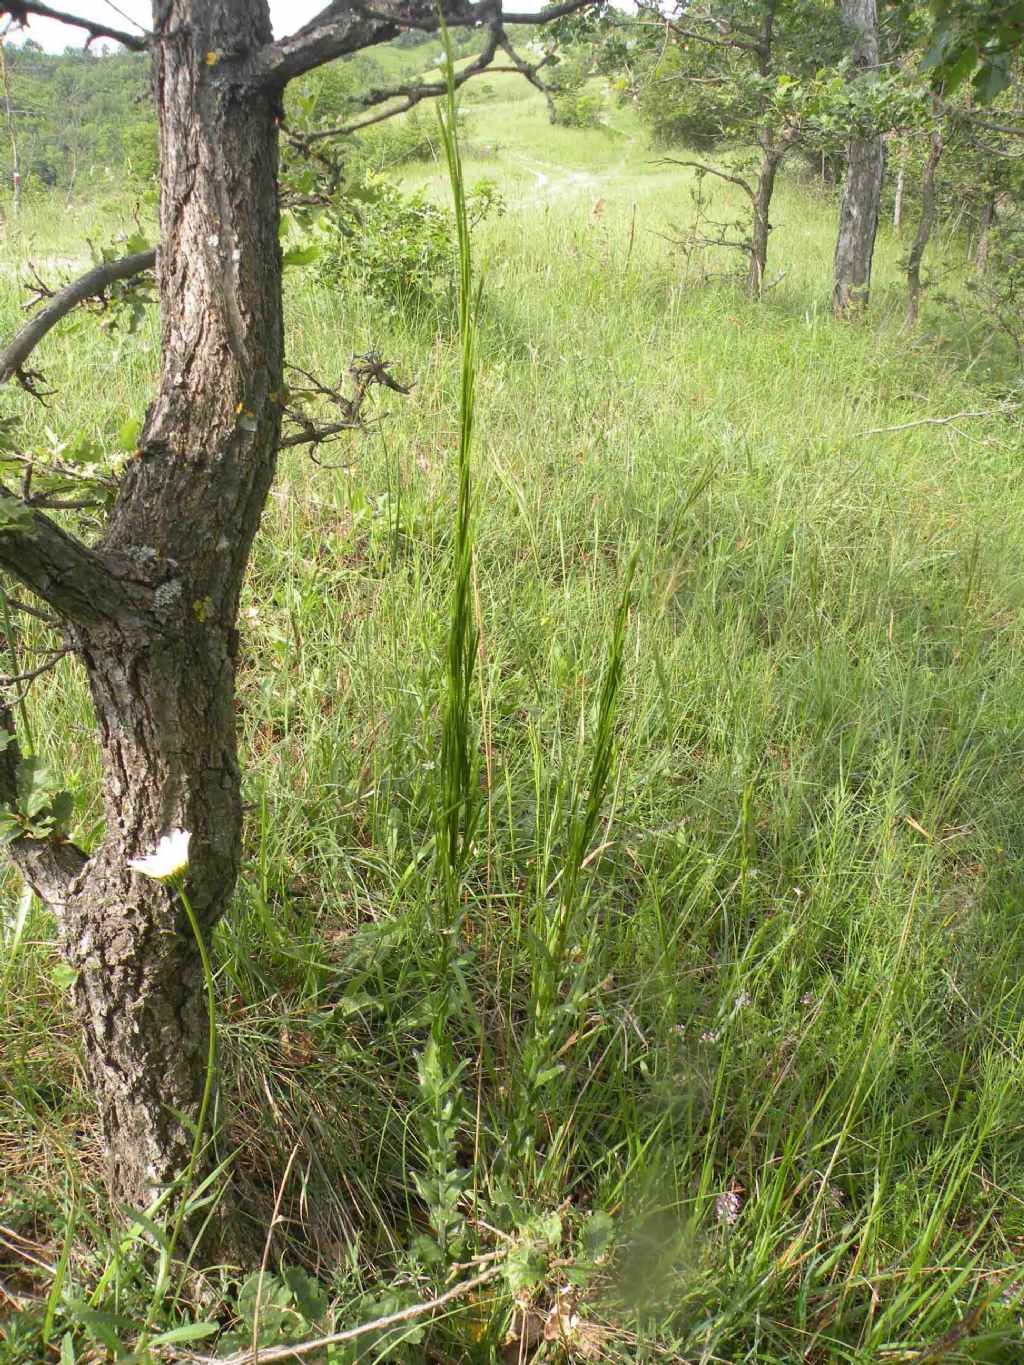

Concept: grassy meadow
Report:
left=3, top=70, right=1024, bottom=1363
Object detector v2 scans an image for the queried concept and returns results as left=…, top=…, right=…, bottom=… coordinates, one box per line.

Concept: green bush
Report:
left=122, top=120, right=158, bottom=183
left=313, top=171, right=503, bottom=317
left=637, top=45, right=726, bottom=149
left=552, top=90, right=605, bottom=128
left=361, top=104, right=469, bottom=170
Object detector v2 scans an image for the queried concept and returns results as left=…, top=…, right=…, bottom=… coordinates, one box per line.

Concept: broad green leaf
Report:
left=50, top=790, right=75, bottom=828
left=283, top=243, right=320, bottom=270
left=0, top=810, right=23, bottom=845
left=50, top=962, right=77, bottom=993
left=117, top=418, right=143, bottom=451
left=147, top=1321, right=219, bottom=1346
left=581, top=1210, right=615, bottom=1261
left=503, top=1240, right=547, bottom=1293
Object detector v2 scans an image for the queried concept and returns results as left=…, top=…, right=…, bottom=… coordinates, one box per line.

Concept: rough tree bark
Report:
left=0, top=0, right=592, bottom=1241
left=833, top=0, right=885, bottom=313
left=2, top=0, right=286, bottom=1213
left=905, top=128, right=943, bottom=327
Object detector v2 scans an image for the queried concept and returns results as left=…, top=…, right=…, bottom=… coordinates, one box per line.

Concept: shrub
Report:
left=361, top=104, right=469, bottom=169
left=314, top=171, right=504, bottom=317
left=637, top=45, right=725, bottom=149
left=122, top=120, right=158, bottom=183
left=965, top=213, right=1024, bottom=364
left=552, top=90, right=605, bottom=128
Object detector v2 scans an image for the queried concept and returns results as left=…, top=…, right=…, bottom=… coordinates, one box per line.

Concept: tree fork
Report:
left=0, top=0, right=597, bottom=1249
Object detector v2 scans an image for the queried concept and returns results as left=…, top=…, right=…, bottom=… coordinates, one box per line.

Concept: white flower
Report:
left=127, top=828, right=191, bottom=882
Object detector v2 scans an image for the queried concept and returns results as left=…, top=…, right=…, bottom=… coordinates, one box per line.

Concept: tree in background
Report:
left=832, top=0, right=885, bottom=311
left=633, top=1, right=846, bottom=296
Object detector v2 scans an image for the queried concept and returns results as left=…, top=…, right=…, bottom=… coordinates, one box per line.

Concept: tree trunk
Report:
left=905, top=129, right=943, bottom=328
left=893, top=159, right=904, bottom=232
left=55, top=0, right=283, bottom=1217
left=975, top=194, right=995, bottom=274
left=747, top=136, right=783, bottom=298
left=833, top=0, right=884, bottom=313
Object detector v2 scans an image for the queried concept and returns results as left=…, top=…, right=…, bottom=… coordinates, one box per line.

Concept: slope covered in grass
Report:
left=2, top=74, right=1024, bottom=1364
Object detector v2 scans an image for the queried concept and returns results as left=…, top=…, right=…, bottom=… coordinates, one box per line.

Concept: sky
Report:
left=4, top=1, right=547, bottom=52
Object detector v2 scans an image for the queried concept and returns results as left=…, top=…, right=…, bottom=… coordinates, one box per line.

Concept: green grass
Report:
left=2, top=73, right=1024, bottom=1364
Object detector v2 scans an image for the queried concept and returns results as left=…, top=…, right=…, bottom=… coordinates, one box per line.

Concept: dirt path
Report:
left=506, top=147, right=637, bottom=209
left=505, top=151, right=609, bottom=207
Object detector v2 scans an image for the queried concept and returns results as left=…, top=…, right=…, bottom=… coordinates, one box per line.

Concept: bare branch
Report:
left=496, top=33, right=557, bottom=119
left=662, top=19, right=762, bottom=56
left=277, top=422, right=359, bottom=452
left=855, top=408, right=1017, bottom=437
left=5, top=597, right=57, bottom=625
left=0, top=2, right=148, bottom=50
left=662, top=157, right=755, bottom=200
left=502, top=0, right=598, bottom=22
left=255, top=0, right=597, bottom=88
left=196, top=1264, right=505, bottom=1365
left=283, top=13, right=563, bottom=145
left=295, top=22, right=503, bottom=141
left=254, top=1, right=422, bottom=87
left=0, top=646, right=69, bottom=689
left=0, top=249, right=156, bottom=392
left=279, top=353, right=411, bottom=450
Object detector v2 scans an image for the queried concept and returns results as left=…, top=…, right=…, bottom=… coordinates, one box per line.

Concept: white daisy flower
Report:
left=127, top=828, right=192, bottom=882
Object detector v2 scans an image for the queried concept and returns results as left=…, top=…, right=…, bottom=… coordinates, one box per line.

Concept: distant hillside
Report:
left=0, top=29, right=485, bottom=199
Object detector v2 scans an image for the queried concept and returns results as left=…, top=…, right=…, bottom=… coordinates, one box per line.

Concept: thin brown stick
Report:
left=297, top=23, right=503, bottom=144
left=194, top=1264, right=504, bottom=1365
left=661, top=157, right=755, bottom=201
left=0, top=1275, right=34, bottom=1309
left=0, top=646, right=69, bottom=687
left=251, top=1142, right=302, bottom=1365
left=855, top=408, right=1016, bottom=437
left=0, top=1223, right=56, bottom=1274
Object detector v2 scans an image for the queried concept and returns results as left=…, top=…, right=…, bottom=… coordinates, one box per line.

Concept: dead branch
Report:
left=497, top=33, right=557, bottom=120
left=0, top=248, right=156, bottom=392
left=0, top=2, right=147, bottom=50
left=256, top=0, right=595, bottom=90
left=856, top=408, right=1018, bottom=437
left=278, top=353, right=411, bottom=451
left=0, top=646, right=69, bottom=688
left=194, top=1264, right=505, bottom=1365
left=662, top=157, right=755, bottom=200
left=5, top=597, right=58, bottom=625
left=295, top=22, right=505, bottom=143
